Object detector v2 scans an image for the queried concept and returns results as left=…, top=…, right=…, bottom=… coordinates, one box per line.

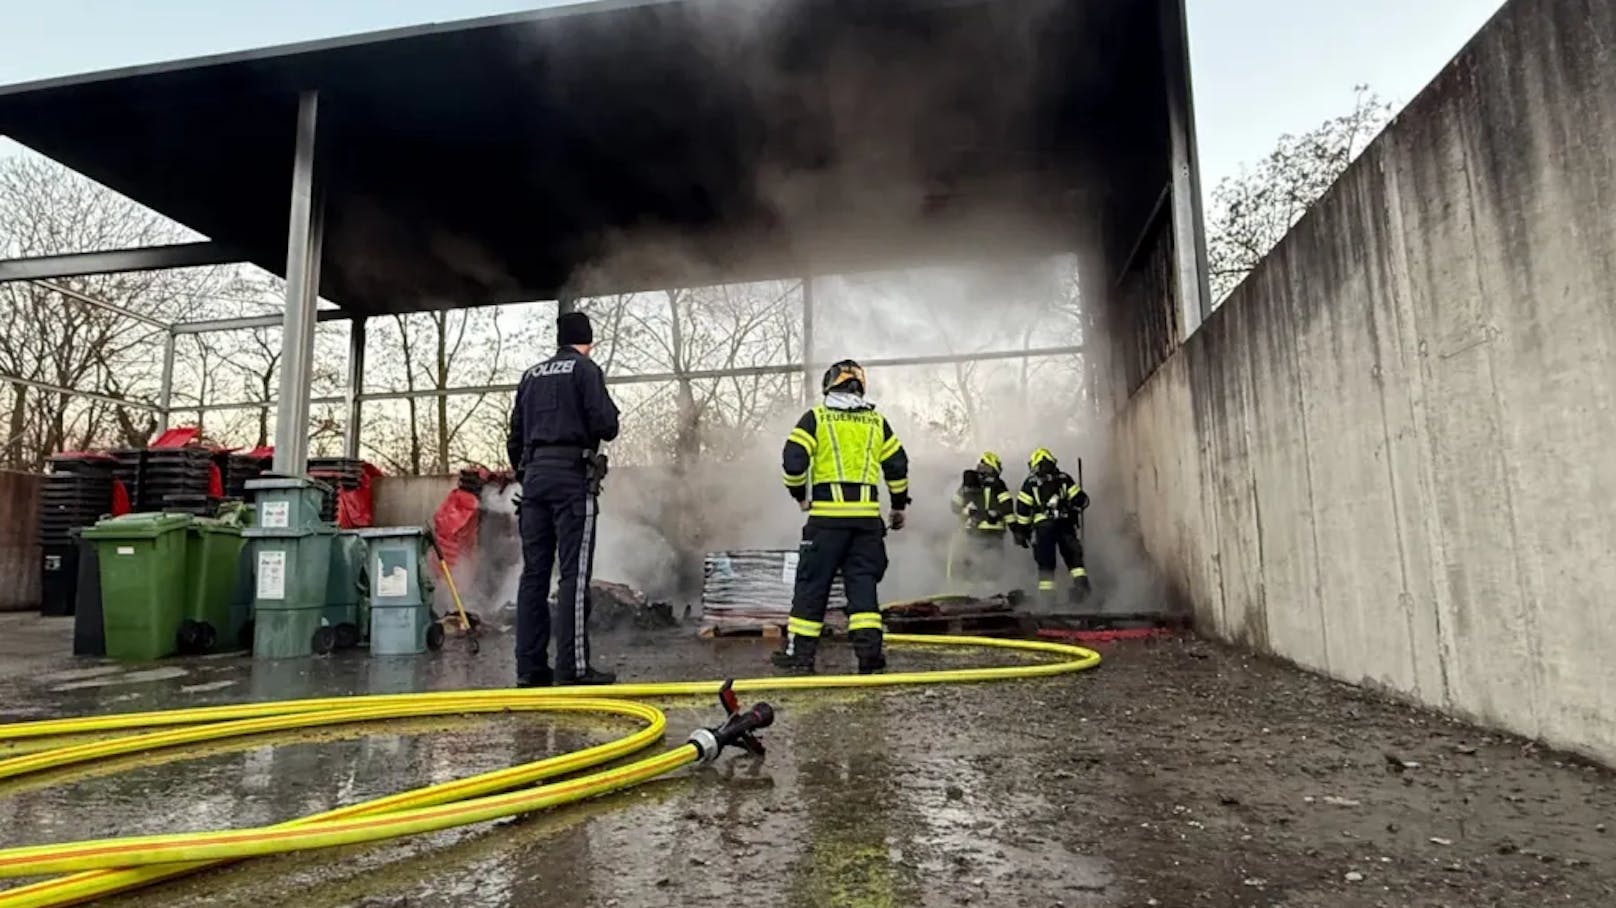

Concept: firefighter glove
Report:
left=889, top=509, right=907, bottom=531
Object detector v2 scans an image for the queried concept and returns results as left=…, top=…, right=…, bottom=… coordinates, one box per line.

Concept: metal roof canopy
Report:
left=0, top=0, right=1179, bottom=315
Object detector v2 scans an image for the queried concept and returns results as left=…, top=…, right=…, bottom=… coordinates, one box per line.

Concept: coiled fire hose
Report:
left=0, top=633, right=1100, bottom=907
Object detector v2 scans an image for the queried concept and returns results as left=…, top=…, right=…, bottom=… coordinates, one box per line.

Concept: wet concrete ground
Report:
left=0, top=612, right=1613, bottom=907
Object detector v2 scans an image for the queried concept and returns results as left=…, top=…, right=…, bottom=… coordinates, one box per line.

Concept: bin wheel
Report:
left=468, top=635, right=480, bottom=655
left=334, top=623, right=361, bottom=650
left=176, top=620, right=206, bottom=655
left=311, top=626, right=338, bottom=655
left=200, top=623, right=218, bottom=652
left=426, top=623, right=446, bottom=651
left=239, top=620, right=255, bottom=652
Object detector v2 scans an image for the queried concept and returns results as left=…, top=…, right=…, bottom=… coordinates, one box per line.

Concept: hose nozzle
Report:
left=688, top=679, right=775, bottom=763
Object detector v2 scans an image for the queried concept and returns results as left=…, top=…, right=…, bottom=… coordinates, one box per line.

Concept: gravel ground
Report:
left=0, top=614, right=1611, bottom=907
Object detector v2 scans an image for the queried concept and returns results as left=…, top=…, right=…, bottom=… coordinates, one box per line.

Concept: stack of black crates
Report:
left=38, top=454, right=115, bottom=616
left=225, top=452, right=272, bottom=500
left=144, top=447, right=216, bottom=515
left=457, top=467, right=488, bottom=496
left=308, top=457, right=365, bottom=522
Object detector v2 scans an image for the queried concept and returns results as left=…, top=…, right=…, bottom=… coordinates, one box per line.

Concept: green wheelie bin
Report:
left=81, top=512, right=192, bottom=661
left=178, top=518, right=246, bottom=654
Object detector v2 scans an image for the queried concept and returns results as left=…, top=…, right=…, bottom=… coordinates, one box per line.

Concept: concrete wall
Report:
left=1115, top=0, right=1616, bottom=763
left=0, top=471, right=42, bottom=611
left=371, top=475, right=457, bottom=529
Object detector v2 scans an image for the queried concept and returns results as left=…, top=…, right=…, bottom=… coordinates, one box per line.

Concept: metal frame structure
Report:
left=0, top=0, right=1210, bottom=474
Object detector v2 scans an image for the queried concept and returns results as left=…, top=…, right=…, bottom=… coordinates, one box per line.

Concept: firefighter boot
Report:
left=848, top=613, right=886, bottom=674
left=1069, top=570, right=1092, bottom=605
left=1037, top=576, right=1058, bottom=609
left=770, top=633, right=819, bottom=674
left=853, top=625, right=887, bottom=674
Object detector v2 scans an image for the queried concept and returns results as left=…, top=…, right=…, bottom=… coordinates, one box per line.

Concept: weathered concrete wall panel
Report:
left=0, top=472, right=42, bottom=612
left=1114, top=0, right=1616, bottom=762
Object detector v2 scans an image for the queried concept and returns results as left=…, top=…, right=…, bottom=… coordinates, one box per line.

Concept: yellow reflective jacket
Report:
left=1013, top=470, right=1088, bottom=526
left=951, top=477, right=1013, bottom=532
left=782, top=405, right=910, bottom=519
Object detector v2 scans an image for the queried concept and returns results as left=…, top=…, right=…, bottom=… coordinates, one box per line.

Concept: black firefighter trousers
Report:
left=786, top=519, right=888, bottom=665
left=1032, top=520, right=1087, bottom=598
left=516, top=466, right=600, bottom=680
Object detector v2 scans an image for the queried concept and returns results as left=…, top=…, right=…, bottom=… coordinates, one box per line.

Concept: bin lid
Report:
left=82, top=512, right=192, bottom=539
left=242, top=525, right=337, bottom=539
left=190, top=517, right=244, bottom=537
left=355, top=527, right=425, bottom=539
left=245, top=476, right=333, bottom=493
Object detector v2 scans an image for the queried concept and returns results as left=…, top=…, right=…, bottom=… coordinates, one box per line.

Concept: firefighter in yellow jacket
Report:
left=776, top=359, right=910, bottom=674
left=1012, top=447, right=1091, bottom=604
left=949, top=451, right=1013, bottom=586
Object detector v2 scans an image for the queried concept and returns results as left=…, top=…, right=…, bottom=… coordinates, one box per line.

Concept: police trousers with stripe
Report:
left=516, top=466, right=600, bottom=679
left=789, top=518, right=888, bottom=662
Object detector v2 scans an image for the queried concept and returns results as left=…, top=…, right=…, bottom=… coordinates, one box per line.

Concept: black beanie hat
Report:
left=557, top=311, right=594, bottom=346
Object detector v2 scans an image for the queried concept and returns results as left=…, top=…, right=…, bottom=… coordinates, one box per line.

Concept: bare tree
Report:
left=601, top=281, right=800, bottom=466
left=0, top=155, right=269, bottom=465
left=1207, top=86, right=1394, bottom=302
left=361, top=308, right=529, bottom=474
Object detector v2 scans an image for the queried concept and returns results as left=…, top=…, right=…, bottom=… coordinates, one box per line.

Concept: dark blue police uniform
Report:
left=506, top=319, right=620, bottom=686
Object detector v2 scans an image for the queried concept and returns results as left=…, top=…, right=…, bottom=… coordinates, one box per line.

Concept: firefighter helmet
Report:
left=1029, top=447, right=1057, bottom=470
left=821, top=359, right=867, bottom=395
left=978, top=451, right=1003, bottom=475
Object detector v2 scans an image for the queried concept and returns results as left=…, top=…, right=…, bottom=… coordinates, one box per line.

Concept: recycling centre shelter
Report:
left=0, top=0, right=1209, bottom=473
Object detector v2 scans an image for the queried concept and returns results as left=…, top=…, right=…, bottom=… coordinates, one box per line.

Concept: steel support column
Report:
left=157, top=332, right=177, bottom=430
left=1161, top=0, right=1211, bottom=338
left=344, top=317, right=366, bottom=458
left=801, top=276, right=815, bottom=406
left=273, top=91, right=324, bottom=475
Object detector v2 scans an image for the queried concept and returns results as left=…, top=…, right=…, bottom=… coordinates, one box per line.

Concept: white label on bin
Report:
left=257, top=550, right=287, bottom=600
left=261, top=501, right=290, bottom=529
left=116, top=546, right=134, bottom=556
left=376, top=557, right=409, bottom=598
left=781, top=552, right=799, bottom=585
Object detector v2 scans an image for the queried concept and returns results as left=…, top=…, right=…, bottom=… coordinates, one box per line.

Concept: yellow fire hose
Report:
left=0, top=633, right=1099, bottom=907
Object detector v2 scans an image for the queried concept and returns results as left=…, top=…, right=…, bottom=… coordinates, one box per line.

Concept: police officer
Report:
left=775, top=359, right=909, bottom=674
left=1011, top=447, right=1091, bottom=605
left=506, top=311, right=620, bottom=687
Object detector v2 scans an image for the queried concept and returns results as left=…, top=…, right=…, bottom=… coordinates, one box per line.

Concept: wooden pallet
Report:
left=698, top=623, right=784, bottom=639
left=884, top=612, right=1033, bottom=637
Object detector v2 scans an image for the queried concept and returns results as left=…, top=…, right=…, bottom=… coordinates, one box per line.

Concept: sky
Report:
left=0, top=0, right=1506, bottom=195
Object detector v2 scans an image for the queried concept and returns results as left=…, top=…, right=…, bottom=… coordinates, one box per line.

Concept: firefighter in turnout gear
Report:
left=775, top=359, right=910, bottom=674
left=1012, top=447, right=1091, bottom=604
left=948, top=452, right=1013, bottom=586
left=507, top=311, right=621, bottom=688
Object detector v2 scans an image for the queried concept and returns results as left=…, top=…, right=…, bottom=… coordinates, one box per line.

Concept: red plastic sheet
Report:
left=150, top=427, right=200, bottom=448
left=432, top=488, right=480, bottom=568
left=1036, top=627, right=1180, bottom=644
left=334, top=463, right=384, bottom=529
left=110, top=479, right=131, bottom=516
